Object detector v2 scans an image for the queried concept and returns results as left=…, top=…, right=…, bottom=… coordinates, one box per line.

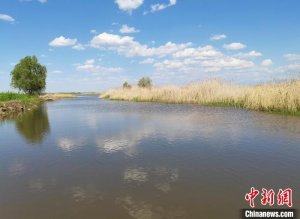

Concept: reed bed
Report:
left=101, top=79, right=300, bottom=114
left=39, top=93, right=76, bottom=101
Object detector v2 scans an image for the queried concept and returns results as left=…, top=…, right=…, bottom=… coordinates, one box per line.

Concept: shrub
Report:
left=138, top=77, right=152, bottom=88
left=123, top=81, right=132, bottom=89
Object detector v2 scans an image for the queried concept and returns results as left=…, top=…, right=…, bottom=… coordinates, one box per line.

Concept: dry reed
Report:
left=39, top=93, right=76, bottom=101
left=101, top=79, right=300, bottom=114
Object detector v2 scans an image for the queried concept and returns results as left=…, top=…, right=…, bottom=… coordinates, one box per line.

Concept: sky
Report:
left=1, top=0, right=300, bottom=92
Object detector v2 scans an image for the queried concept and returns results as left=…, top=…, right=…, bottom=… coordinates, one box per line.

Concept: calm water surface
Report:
left=0, top=96, right=300, bottom=219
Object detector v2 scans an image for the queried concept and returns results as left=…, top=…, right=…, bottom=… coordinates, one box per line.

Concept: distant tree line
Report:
left=10, top=56, right=154, bottom=94
left=123, top=77, right=152, bottom=89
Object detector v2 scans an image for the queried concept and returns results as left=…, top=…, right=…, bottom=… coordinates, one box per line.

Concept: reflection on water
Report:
left=56, top=137, right=86, bottom=152
left=9, top=159, right=25, bottom=176
left=28, top=178, right=46, bottom=192
left=0, top=96, right=300, bottom=219
left=71, top=185, right=104, bottom=203
left=124, top=168, right=148, bottom=183
left=15, top=106, right=50, bottom=144
left=116, top=195, right=187, bottom=219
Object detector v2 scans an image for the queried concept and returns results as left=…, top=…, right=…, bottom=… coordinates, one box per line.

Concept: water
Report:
left=0, top=96, right=300, bottom=219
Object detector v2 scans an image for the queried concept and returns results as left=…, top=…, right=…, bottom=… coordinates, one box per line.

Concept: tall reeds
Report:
left=101, top=79, right=300, bottom=114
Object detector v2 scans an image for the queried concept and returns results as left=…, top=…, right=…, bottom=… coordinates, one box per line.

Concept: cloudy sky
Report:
left=1, top=0, right=300, bottom=92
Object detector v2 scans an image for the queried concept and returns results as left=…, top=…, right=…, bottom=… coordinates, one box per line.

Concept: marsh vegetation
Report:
left=102, top=79, right=300, bottom=115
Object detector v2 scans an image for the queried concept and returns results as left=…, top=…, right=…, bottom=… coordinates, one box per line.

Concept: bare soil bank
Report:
left=0, top=101, right=39, bottom=119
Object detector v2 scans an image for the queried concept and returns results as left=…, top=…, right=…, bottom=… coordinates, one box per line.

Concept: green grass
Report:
left=0, top=92, right=39, bottom=104
left=0, top=92, right=42, bottom=118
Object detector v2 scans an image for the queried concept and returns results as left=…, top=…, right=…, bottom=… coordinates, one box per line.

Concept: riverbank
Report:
left=0, top=93, right=40, bottom=119
left=0, top=92, right=76, bottom=119
left=101, top=79, right=300, bottom=115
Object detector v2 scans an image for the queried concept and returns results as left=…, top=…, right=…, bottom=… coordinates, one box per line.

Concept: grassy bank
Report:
left=0, top=92, right=76, bottom=119
left=0, top=92, right=39, bottom=103
left=0, top=92, right=41, bottom=118
left=101, top=79, right=300, bottom=115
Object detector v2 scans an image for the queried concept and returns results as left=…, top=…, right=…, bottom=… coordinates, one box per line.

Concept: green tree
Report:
left=123, top=81, right=132, bottom=89
left=11, top=56, right=47, bottom=95
left=138, top=77, right=152, bottom=88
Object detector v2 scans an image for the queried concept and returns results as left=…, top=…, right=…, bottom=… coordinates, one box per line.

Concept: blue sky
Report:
left=1, top=0, right=300, bottom=92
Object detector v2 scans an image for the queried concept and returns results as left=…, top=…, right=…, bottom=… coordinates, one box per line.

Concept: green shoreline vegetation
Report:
left=0, top=92, right=77, bottom=119
left=0, top=55, right=47, bottom=119
left=101, top=79, right=300, bottom=116
left=0, top=92, right=40, bottom=118
left=0, top=56, right=77, bottom=119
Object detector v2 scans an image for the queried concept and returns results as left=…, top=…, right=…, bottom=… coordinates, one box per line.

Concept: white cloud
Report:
left=49, top=36, right=77, bottom=47
left=286, top=63, right=300, bottom=71
left=90, top=32, right=191, bottom=57
left=154, top=57, right=254, bottom=73
left=154, top=59, right=189, bottom=71
left=284, top=53, right=300, bottom=62
left=155, top=42, right=192, bottom=57
left=236, top=50, right=262, bottom=59
left=140, top=58, right=155, bottom=64
left=19, top=0, right=47, bottom=3
left=223, top=42, right=246, bottom=50
left=76, top=59, right=123, bottom=74
left=89, top=32, right=256, bottom=75
left=209, top=34, right=227, bottom=41
left=201, top=57, right=254, bottom=71
left=90, top=29, right=97, bottom=35
left=52, top=70, right=63, bottom=74
left=120, top=24, right=140, bottom=34
left=147, top=0, right=177, bottom=14
left=173, top=45, right=222, bottom=59
left=157, top=47, right=254, bottom=73
left=91, top=32, right=134, bottom=47
left=261, top=59, right=273, bottom=67
left=72, top=43, right=85, bottom=50
left=115, top=0, right=144, bottom=13
left=282, top=54, right=300, bottom=74
left=0, top=14, right=15, bottom=23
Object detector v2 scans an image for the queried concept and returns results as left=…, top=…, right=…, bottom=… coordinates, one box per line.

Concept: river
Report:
left=0, top=96, right=299, bottom=219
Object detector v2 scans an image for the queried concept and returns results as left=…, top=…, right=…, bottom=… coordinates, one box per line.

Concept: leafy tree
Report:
left=138, top=77, right=152, bottom=88
left=11, top=56, right=47, bottom=95
left=123, top=81, right=132, bottom=89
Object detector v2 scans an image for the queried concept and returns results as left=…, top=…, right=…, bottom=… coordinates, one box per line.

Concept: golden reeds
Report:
left=39, top=93, right=76, bottom=101
left=101, top=79, right=300, bottom=114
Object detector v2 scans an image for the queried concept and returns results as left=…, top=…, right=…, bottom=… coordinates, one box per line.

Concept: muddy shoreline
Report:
left=0, top=93, right=78, bottom=119
left=0, top=100, right=40, bottom=119
left=0, top=94, right=76, bottom=119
